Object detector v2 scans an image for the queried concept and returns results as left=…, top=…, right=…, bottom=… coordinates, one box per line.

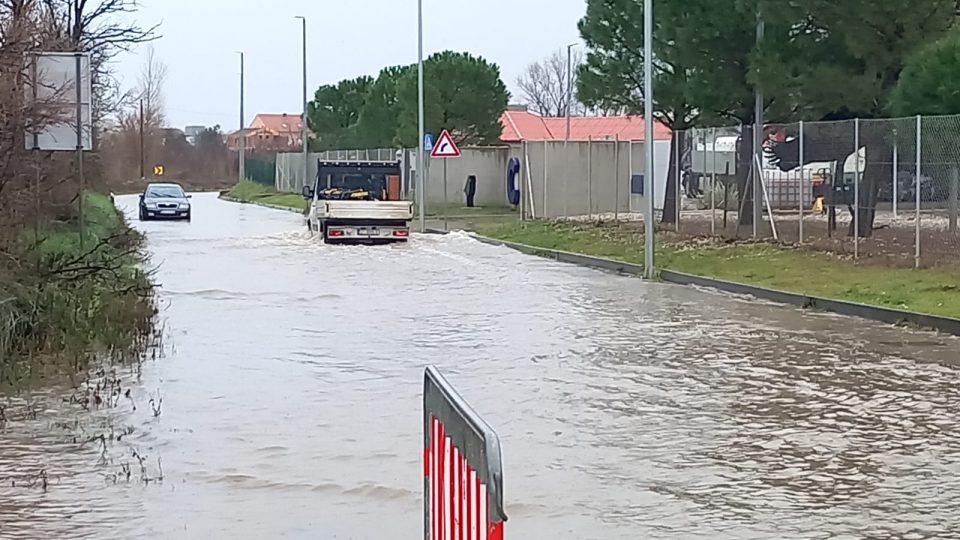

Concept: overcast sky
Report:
left=114, top=0, right=587, bottom=131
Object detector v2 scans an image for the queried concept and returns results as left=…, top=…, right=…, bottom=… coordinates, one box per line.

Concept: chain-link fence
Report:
left=669, top=115, right=960, bottom=268
left=275, top=148, right=400, bottom=193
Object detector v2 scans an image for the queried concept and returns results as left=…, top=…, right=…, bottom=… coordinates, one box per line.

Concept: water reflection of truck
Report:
left=301, top=160, right=413, bottom=244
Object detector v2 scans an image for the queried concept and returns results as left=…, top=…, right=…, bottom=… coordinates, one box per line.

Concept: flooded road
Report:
left=2, top=192, right=960, bottom=539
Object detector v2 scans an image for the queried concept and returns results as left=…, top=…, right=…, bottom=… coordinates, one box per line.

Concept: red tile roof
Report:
left=251, top=113, right=303, bottom=134
left=500, top=110, right=672, bottom=142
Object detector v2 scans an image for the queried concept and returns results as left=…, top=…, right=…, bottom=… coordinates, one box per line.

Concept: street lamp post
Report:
left=566, top=43, right=575, bottom=141
left=237, top=51, right=245, bottom=183
left=417, top=0, right=426, bottom=233
left=562, top=42, right=577, bottom=218
left=753, top=12, right=764, bottom=237
left=643, top=0, right=655, bottom=278
left=296, top=16, right=308, bottom=190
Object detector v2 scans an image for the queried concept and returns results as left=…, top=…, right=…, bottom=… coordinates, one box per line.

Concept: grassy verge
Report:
left=476, top=220, right=960, bottom=320
left=1, top=192, right=156, bottom=386
left=225, top=180, right=306, bottom=212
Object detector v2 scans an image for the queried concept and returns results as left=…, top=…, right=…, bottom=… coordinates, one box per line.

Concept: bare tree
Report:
left=137, top=44, right=166, bottom=127
left=0, top=0, right=158, bottom=220
left=34, top=0, right=159, bottom=124
left=516, top=49, right=583, bottom=117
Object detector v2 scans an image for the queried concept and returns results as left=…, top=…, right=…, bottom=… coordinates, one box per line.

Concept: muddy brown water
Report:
left=2, top=193, right=959, bottom=539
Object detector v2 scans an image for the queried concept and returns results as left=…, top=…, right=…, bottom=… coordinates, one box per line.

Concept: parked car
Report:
left=877, top=170, right=939, bottom=203
left=138, top=182, right=191, bottom=221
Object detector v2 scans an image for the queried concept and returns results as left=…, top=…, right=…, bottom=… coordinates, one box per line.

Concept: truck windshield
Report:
left=321, top=172, right=386, bottom=192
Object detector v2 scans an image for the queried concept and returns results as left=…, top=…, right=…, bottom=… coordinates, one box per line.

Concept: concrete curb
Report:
left=468, top=232, right=960, bottom=336
left=218, top=193, right=304, bottom=214
left=471, top=234, right=645, bottom=276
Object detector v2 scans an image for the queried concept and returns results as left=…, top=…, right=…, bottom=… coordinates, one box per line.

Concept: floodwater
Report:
left=2, top=192, right=960, bottom=539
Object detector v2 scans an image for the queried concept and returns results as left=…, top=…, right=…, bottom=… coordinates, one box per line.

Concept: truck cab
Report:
left=301, top=160, right=414, bottom=244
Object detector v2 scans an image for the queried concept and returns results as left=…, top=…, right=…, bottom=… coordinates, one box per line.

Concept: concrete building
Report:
left=184, top=125, right=205, bottom=145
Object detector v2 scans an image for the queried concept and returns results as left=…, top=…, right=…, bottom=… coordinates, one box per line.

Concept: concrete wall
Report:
left=417, top=146, right=509, bottom=207
left=277, top=140, right=675, bottom=217
left=518, top=139, right=671, bottom=218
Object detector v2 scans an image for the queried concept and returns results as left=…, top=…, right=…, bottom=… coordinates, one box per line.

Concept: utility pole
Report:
left=753, top=10, right=765, bottom=237
left=297, top=16, right=309, bottom=189
left=643, top=0, right=655, bottom=278
left=566, top=43, right=575, bottom=141
left=238, top=51, right=245, bottom=183
left=75, top=52, right=85, bottom=250
left=417, top=0, right=426, bottom=233
left=139, top=99, right=145, bottom=179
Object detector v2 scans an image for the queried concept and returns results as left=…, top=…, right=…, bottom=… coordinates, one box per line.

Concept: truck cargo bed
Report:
left=318, top=200, right=414, bottom=221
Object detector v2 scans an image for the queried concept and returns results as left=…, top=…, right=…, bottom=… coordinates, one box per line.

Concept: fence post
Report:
left=614, top=134, right=621, bottom=222
left=893, top=134, right=899, bottom=219
left=675, top=129, right=681, bottom=232
left=424, top=366, right=507, bottom=540
left=854, top=118, right=860, bottom=260
left=543, top=141, right=549, bottom=217
left=519, top=141, right=526, bottom=221
left=950, top=167, right=959, bottom=233
left=588, top=136, right=594, bottom=220
left=799, top=120, right=805, bottom=244
left=711, top=128, right=717, bottom=236
left=916, top=115, right=922, bottom=269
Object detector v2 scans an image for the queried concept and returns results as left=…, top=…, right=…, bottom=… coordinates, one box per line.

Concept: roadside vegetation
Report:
left=477, top=220, right=960, bottom=320
left=1, top=192, right=157, bottom=386
left=1, top=2, right=160, bottom=387
left=225, top=180, right=308, bottom=212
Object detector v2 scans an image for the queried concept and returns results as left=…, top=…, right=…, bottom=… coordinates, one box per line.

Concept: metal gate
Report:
left=424, top=366, right=507, bottom=540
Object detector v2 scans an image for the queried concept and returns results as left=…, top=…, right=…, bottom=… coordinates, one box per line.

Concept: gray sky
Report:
left=115, top=0, right=587, bottom=131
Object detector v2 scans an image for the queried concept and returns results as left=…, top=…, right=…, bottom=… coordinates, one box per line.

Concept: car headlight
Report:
left=146, top=202, right=158, bottom=209
left=179, top=202, right=190, bottom=209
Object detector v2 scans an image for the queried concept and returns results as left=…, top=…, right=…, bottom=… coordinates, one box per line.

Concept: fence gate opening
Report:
left=424, top=366, right=507, bottom=540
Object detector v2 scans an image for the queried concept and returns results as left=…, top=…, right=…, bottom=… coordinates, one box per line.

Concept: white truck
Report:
left=301, top=160, right=413, bottom=244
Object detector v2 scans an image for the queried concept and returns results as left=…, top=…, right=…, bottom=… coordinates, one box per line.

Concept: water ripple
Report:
left=1, top=193, right=958, bottom=539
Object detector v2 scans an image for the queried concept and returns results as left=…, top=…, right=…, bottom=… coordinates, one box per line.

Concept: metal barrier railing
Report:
left=424, top=366, right=507, bottom=540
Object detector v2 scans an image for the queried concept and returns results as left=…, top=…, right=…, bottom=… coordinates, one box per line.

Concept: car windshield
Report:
left=146, top=186, right=185, bottom=198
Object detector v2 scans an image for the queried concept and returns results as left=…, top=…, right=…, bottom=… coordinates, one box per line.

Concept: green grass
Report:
left=1, top=191, right=156, bottom=380
left=477, top=220, right=960, bottom=319
left=422, top=203, right=520, bottom=232
left=226, top=181, right=307, bottom=212
left=35, top=191, right=120, bottom=258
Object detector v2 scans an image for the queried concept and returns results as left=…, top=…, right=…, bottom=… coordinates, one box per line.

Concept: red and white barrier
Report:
left=427, top=416, right=503, bottom=540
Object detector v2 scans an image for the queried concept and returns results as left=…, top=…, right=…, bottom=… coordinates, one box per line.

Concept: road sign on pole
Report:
left=424, top=133, right=434, bottom=153
left=431, top=129, right=461, bottom=158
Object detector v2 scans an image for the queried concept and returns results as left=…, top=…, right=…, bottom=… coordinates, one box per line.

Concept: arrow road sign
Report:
left=430, top=129, right=461, bottom=158
left=153, top=165, right=165, bottom=176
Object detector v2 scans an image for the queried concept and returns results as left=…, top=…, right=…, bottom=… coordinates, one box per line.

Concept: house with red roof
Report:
left=499, top=106, right=672, bottom=143
left=227, top=113, right=305, bottom=153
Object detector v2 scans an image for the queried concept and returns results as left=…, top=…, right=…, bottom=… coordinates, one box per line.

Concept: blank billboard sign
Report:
left=24, top=52, right=92, bottom=151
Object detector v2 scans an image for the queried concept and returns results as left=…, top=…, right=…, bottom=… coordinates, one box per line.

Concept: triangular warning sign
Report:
left=430, top=129, right=461, bottom=158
